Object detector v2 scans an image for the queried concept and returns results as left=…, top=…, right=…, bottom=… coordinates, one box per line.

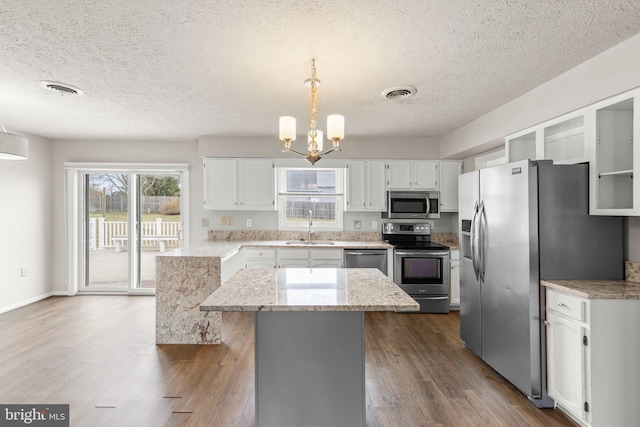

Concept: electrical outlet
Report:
left=372, top=221, right=378, bottom=230
left=202, top=218, right=210, bottom=227
left=354, top=220, right=361, bottom=229
left=246, top=219, right=252, bottom=227
left=227, top=216, right=233, bottom=225
left=221, top=216, right=227, bottom=225
left=20, top=267, right=27, bottom=277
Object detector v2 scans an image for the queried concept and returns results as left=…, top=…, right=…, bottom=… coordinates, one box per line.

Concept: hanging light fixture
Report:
left=279, top=59, right=345, bottom=165
left=0, top=121, right=28, bottom=160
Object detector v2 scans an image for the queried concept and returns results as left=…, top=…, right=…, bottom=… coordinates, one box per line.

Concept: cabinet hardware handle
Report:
left=557, top=302, right=567, bottom=308
left=543, top=320, right=550, bottom=326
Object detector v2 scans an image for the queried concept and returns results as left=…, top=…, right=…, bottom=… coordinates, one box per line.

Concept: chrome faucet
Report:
left=307, top=209, right=313, bottom=241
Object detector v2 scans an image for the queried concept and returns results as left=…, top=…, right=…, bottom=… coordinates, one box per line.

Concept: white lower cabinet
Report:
left=244, top=248, right=277, bottom=268
left=545, top=288, right=640, bottom=427
left=449, top=250, right=459, bottom=307
left=277, top=248, right=343, bottom=268
left=277, top=248, right=310, bottom=268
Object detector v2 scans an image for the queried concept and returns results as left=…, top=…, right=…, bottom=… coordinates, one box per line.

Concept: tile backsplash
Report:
left=208, top=229, right=381, bottom=242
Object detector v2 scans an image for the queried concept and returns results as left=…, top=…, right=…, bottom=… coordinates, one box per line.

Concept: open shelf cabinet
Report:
left=590, top=89, right=640, bottom=215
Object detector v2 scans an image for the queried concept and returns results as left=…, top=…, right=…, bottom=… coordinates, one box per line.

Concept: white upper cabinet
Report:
left=589, top=88, right=640, bottom=215
left=204, top=158, right=238, bottom=210
left=238, top=159, right=276, bottom=210
left=505, top=109, right=589, bottom=165
left=387, top=160, right=438, bottom=191
left=204, top=158, right=275, bottom=211
left=439, top=161, right=463, bottom=212
left=346, top=160, right=387, bottom=211
left=506, top=129, right=540, bottom=162
left=543, top=111, right=589, bottom=164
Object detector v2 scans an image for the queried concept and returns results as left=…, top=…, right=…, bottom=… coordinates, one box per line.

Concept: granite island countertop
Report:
left=200, top=267, right=419, bottom=312
left=541, top=279, right=640, bottom=299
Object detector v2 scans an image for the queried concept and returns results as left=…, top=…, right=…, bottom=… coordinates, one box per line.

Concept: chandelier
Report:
left=278, top=59, right=344, bottom=165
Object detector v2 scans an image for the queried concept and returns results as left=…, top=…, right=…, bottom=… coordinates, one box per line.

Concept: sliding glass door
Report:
left=73, top=165, right=188, bottom=293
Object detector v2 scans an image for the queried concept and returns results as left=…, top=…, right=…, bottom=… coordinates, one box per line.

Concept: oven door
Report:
left=393, top=250, right=450, bottom=295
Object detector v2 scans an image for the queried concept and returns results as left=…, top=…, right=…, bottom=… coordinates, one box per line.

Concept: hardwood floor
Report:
left=0, top=296, right=575, bottom=426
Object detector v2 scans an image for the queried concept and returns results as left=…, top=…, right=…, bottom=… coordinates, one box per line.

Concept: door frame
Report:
left=64, top=162, right=189, bottom=295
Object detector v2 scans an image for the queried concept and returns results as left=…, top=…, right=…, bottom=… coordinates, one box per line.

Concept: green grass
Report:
left=89, top=212, right=181, bottom=222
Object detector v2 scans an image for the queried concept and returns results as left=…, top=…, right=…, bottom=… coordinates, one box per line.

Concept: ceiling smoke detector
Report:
left=382, top=86, right=417, bottom=100
left=40, top=80, right=84, bottom=95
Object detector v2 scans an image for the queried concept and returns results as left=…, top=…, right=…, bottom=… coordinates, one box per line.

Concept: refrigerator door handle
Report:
left=478, top=200, right=486, bottom=282
left=470, top=201, right=479, bottom=280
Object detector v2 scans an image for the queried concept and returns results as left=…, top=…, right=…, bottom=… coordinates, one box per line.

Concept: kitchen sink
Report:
left=285, top=241, right=335, bottom=245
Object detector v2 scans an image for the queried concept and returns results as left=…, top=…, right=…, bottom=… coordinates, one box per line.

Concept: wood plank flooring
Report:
left=0, top=296, right=575, bottom=426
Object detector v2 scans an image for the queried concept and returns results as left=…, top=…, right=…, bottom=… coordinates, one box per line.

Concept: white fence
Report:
left=89, top=218, right=181, bottom=250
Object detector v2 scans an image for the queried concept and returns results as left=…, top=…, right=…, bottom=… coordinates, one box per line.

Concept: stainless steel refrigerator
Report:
left=458, top=160, right=623, bottom=407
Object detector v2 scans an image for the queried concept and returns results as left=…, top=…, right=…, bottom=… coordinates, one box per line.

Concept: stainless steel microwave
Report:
left=385, top=191, right=440, bottom=219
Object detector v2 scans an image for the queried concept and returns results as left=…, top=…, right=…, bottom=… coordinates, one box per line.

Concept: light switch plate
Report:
left=202, top=218, right=210, bottom=227
left=354, top=220, right=361, bottom=229
left=246, top=219, right=252, bottom=227
left=227, top=216, right=233, bottom=225
left=371, top=221, right=378, bottom=230
left=221, top=216, right=227, bottom=225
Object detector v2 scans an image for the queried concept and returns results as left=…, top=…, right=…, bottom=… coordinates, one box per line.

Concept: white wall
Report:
left=199, top=136, right=442, bottom=159
left=440, top=32, right=640, bottom=159
left=49, top=139, right=206, bottom=294
left=0, top=132, right=52, bottom=313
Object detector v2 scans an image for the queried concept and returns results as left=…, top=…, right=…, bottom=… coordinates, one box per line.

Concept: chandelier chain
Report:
left=309, top=60, right=318, bottom=150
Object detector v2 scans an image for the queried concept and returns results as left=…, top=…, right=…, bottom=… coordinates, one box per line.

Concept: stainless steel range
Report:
left=383, top=222, right=450, bottom=313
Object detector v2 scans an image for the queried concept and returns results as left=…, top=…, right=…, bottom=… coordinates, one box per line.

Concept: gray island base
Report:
left=200, top=268, right=418, bottom=427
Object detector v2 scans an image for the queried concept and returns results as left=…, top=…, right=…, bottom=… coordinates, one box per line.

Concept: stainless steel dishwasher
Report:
left=343, top=249, right=388, bottom=276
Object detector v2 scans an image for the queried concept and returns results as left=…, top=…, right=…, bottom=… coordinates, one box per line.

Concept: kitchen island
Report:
left=200, top=267, right=418, bottom=427
left=155, top=239, right=392, bottom=344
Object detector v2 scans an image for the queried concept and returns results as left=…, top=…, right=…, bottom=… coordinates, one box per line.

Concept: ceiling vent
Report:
left=40, top=81, right=83, bottom=95
left=382, top=86, right=417, bottom=100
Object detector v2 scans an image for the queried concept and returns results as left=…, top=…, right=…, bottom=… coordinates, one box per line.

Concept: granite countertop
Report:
left=200, top=268, right=419, bottom=312
left=159, top=240, right=393, bottom=261
left=541, top=279, right=640, bottom=299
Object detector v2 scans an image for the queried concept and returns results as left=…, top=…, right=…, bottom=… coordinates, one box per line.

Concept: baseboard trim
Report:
left=0, top=292, right=54, bottom=314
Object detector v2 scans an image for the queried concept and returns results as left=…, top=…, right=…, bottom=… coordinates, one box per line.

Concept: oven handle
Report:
left=395, top=251, right=450, bottom=257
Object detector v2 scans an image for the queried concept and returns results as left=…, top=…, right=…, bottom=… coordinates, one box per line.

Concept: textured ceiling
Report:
left=0, top=0, right=639, bottom=142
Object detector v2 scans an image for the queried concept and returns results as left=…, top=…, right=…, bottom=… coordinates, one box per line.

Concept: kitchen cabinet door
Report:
left=245, top=248, right=277, bottom=268
left=386, top=161, right=413, bottom=189
left=387, top=160, right=439, bottom=190
left=439, top=161, right=463, bottom=211
left=204, top=158, right=238, bottom=210
left=413, top=161, right=438, bottom=190
left=239, top=159, right=275, bottom=210
left=367, top=160, right=387, bottom=210
left=346, top=160, right=387, bottom=211
left=346, top=161, right=367, bottom=211
left=546, top=310, right=586, bottom=421
left=204, top=158, right=275, bottom=211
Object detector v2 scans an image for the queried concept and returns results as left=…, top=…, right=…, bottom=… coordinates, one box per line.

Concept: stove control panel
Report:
left=383, top=222, right=431, bottom=236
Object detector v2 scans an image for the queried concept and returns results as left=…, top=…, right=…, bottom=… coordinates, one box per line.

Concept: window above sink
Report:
left=276, top=168, right=344, bottom=231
